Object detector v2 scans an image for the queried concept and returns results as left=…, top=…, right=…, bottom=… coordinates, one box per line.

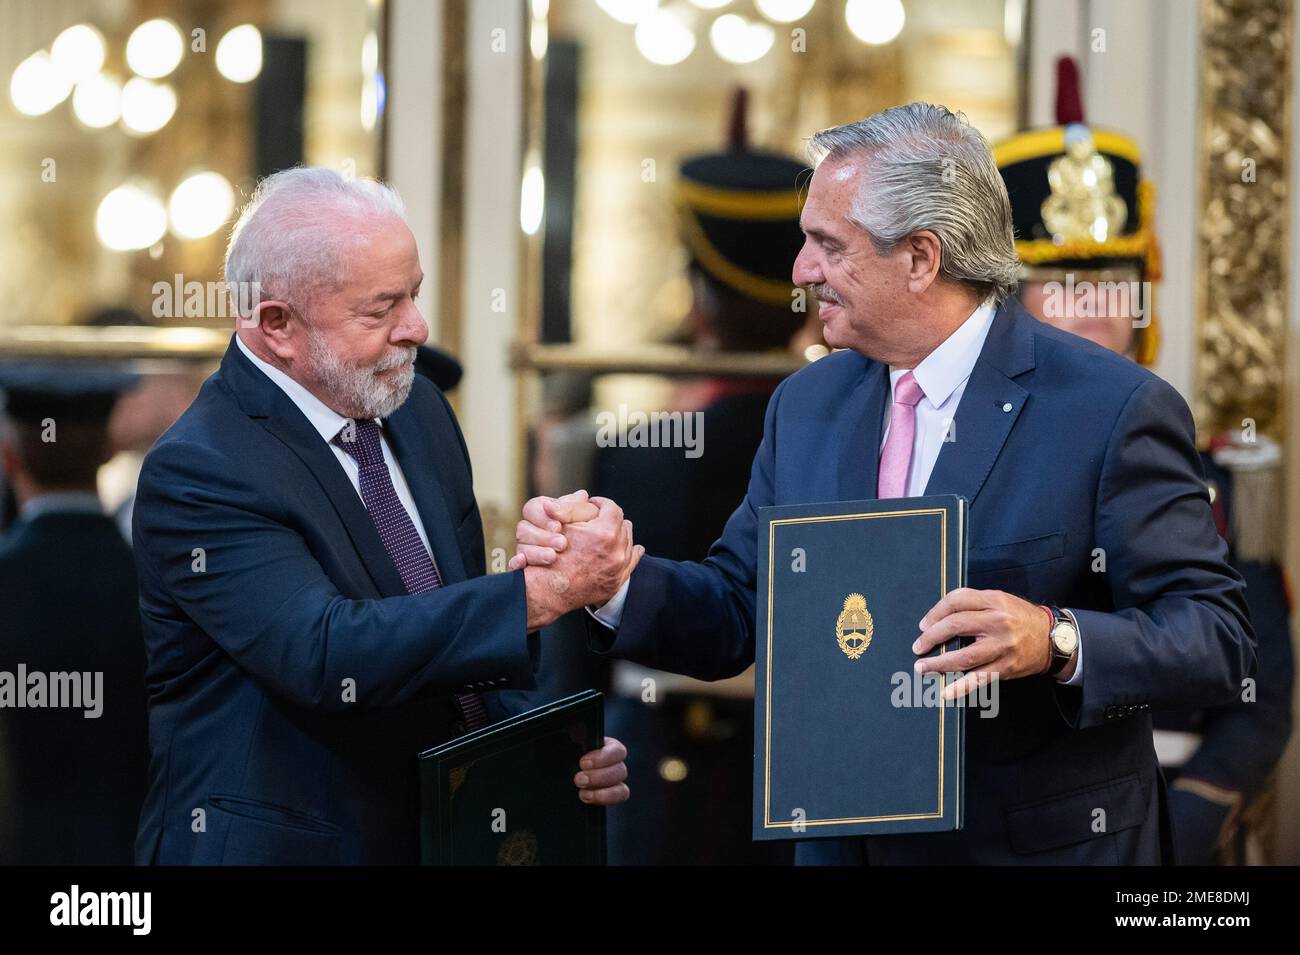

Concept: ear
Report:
left=251, top=301, right=298, bottom=363
left=904, top=230, right=943, bottom=294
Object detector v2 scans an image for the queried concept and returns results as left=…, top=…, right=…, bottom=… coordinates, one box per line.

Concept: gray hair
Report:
left=807, top=103, right=1020, bottom=303
left=224, top=167, right=407, bottom=318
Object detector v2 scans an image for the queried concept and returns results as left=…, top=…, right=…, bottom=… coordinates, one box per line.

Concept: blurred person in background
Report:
left=0, top=362, right=149, bottom=864
left=996, top=57, right=1294, bottom=865
left=591, top=92, right=808, bottom=864
left=81, top=308, right=209, bottom=544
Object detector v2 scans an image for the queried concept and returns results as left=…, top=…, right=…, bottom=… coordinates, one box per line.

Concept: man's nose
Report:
left=395, top=304, right=429, bottom=347
left=792, top=241, right=821, bottom=286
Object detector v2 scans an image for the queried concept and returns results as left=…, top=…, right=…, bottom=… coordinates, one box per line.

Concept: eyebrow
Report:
left=801, top=223, right=841, bottom=246
left=366, top=275, right=423, bottom=305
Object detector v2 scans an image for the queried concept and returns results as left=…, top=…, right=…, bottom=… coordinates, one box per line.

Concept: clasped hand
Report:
left=510, top=490, right=639, bottom=807
left=511, top=490, right=644, bottom=633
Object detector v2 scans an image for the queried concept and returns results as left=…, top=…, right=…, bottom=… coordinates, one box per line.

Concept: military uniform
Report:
left=595, top=96, right=808, bottom=865
left=993, top=57, right=1294, bottom=865
left=0, top=363, right=150, bottom=864
left=1156, top=438, right=1294, bottom=863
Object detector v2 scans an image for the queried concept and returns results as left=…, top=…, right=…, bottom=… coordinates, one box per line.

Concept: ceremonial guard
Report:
left=0, top=362, right=149, bottom=863
left=995, top=57, right=1294, bottom=864
left=595, top=92, right=808, bottom=864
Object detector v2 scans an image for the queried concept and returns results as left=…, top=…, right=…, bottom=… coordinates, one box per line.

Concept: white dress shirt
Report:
left=588, top=303, right=1083, bottom=686
left=19, top=491, right=105, bottom=521
left=883, top=299, right=996, bottom=496
left=235, top=336, right=434, bottom=559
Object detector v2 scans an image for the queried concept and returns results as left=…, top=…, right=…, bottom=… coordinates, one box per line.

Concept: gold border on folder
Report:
left=763, top=507, right=956, bottom=829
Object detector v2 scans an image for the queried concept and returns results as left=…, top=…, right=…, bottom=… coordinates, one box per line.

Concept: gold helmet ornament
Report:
left=993, top=57, right=1162, bottom=366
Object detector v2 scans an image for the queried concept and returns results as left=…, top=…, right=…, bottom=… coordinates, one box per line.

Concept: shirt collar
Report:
left=235, top=335, right=381, bottom=443
left=19, top=492, right=104, bottom=522
left=890, top=298, right=997, bottom=408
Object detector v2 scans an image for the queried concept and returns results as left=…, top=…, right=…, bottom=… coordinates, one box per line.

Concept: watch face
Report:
left=1052, top=621, right=1078, bottom=655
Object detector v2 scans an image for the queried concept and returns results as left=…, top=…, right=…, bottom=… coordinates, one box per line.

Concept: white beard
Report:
left=306, top=327, right=416, bottom=420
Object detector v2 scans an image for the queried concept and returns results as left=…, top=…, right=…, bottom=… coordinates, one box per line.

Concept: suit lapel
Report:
left=382, top=405, right=469, bottom=585
left=923, top=301, right=1036, bottom=505
left=922, top=362, right=1027, bottom=504
left=220, top=339, right=409, bottom=598
left=836, top=359, right=890, bottom=501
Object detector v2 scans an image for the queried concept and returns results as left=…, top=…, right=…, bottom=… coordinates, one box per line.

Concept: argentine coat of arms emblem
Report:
left=835, top=593, right=874, bottom=660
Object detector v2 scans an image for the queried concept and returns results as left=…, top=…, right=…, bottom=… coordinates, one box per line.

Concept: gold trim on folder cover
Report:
left=764, top=507, right=952, bottom=829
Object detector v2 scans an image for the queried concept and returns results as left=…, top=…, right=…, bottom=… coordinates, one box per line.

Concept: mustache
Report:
left=808, top=283, right=844, bottom=306
left=372, top=347, right=417, bottom=373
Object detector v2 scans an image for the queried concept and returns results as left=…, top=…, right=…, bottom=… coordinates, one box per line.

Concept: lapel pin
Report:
left=1001, top=402, right=1013, bottom=413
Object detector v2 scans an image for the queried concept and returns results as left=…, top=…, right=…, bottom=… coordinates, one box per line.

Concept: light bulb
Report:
left=126, top=18, right=184, bottom=79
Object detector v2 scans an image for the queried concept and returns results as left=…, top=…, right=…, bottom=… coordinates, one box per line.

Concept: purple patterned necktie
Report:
left=334, top=419, right=489, bottom=732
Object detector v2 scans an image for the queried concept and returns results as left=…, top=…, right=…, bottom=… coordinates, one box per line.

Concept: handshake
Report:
left=509, top=490, right=645, bottom=632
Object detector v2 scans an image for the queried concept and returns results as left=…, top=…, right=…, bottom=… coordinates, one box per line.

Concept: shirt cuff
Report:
left=1061, top=608, right=1084, bottom=686
left=586, top=577, right=630, bottom=631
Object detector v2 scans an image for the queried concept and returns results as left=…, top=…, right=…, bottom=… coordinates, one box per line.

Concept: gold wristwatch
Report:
left=1046, top=606, right=1079, bottom=677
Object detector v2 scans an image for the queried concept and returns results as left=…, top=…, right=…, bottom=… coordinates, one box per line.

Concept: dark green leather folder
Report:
left=755, top=496, right=968, bottom=841
left=418, top=690, right=606, bottom=865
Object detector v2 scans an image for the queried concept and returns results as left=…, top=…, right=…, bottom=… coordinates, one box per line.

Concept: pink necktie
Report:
left=877, top=371, right=924, bottom=499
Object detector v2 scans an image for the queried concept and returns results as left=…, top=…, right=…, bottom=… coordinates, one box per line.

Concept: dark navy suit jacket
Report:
left=132, top=339, right=534, bottom=864
left=596, top=300, right=1256, bottom=864
left=0, top=511, right=149, bottom=864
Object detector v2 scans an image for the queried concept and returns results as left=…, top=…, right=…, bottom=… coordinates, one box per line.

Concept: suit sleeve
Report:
left=1061, top=377, right=1257, bottom=729
left=133, top=438, right=535, bottom=713
left=587, top=379, right=790, bottom=680
left=1179, top=559, right=1294, bottom=793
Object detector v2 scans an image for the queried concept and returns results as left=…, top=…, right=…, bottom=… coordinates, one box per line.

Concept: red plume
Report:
left=726, top=87, right=749, bottom=151
left=1055, top=56, right=1085, bottom=125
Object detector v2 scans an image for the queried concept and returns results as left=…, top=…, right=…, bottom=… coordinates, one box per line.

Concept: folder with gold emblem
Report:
left=754, top=496, right=967, bottom=840
left=418, top=690, right=606, bottom=865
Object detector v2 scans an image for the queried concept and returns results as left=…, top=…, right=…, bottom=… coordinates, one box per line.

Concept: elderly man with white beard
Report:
left=132, top=168, right=634, bottom=865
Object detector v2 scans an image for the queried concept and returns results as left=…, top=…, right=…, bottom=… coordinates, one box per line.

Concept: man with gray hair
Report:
left=132, top=167, right=635, bottom=864
left=512, top=104, right=1254, bottom=864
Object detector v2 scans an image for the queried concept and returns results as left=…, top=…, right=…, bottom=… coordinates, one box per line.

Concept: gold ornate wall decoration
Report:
left=1194, top=0, right=1292, bottom=441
